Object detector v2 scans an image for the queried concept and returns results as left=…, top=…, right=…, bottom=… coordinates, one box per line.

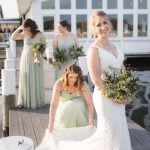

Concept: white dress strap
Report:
left=89, top=45, right=99, bottom=50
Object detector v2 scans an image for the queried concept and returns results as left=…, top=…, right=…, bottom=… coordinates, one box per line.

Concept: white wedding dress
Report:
left=36, top=44, right=132, bottom=150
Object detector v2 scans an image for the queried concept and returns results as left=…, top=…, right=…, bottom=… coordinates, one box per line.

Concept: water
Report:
left=126, top=71, right=150, bottom=131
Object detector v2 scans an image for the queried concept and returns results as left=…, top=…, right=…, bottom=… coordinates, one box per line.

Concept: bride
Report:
left=36, top=10, right=132, bottom=150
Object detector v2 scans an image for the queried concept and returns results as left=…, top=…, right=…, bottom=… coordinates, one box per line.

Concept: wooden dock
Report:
left=9, top=105, right=49, bottom=148
left=9, top=105, right=150, bottom=150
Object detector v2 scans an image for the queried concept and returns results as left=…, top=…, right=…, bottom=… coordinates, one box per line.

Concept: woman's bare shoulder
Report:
left=36, top=32, right=45, bottom=39
left=69, top=33, right=77, bottom=39
left=80, top=81, right=91, bottom=93
left=88, top=42, right=99, bottom=54
left=53, top=34, right=62, bottom=40
left=54, top=78, right=63, bottom=89
left=70, top=32, right=76, bottom=36
left=56, top=33, right=63, bottom=38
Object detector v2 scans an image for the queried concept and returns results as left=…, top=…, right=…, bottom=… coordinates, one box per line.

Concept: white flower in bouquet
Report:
left=32, top=42, right=45, bottom=64
left=101, top=67, right=141, bottom=104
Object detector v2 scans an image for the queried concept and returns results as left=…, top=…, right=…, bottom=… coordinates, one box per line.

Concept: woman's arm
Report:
left=72, top=33, right=79, bottom=47
left=48, top=79, right=62, bottom=131
left=82, top=82, right=94, bottom=128
left=52, top=35, right=59, bottom=51
left=11, top=25, right=24, bottom=40
left=87, top=46, right=103, bottom=89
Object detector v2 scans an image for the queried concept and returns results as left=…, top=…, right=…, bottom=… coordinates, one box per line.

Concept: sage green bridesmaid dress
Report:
left=55, top=37, right=78, bottom=80
left=54, top=91, right=88, bottom=128
left=18, top=33, right=45, bottom=109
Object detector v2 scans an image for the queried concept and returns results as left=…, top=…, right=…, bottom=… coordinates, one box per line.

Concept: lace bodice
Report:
left=97, top=45, right=124, bottom=79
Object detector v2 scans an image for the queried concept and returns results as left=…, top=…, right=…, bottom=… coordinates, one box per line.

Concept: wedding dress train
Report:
left=36, top=45, right=132, bottom=150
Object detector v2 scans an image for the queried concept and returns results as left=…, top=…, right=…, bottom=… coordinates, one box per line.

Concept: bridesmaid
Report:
left=48, top=64, right=94, bottom=131
left=52, top=20, right=79, bottom=80
left=11, top=19, right=45, bottom=109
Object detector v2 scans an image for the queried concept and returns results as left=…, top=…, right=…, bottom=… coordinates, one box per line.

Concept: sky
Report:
left=0, top=0, right=19, bottom=18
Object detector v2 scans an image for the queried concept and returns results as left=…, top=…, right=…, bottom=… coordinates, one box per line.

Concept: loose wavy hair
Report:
left=62, top=64, right=84, bottom=93
left=23, top=18, right=39, bottom=37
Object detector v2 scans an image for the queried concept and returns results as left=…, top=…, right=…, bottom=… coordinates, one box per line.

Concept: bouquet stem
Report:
left=34, top=51, right=41, bottom=64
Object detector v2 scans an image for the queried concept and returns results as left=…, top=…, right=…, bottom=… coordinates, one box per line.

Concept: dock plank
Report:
left=30, top=109, right=45, bottom=145
left=128, top=118, right=150, bottom=150
left=18, top=109, right=24, bottom=136
left=20, top=109, right=38, bottom=146
left=9, top=105, right=150, bottom=150
left=37, top=106, right=49, bottom=130
left=9, top=109, right=19, bottom=135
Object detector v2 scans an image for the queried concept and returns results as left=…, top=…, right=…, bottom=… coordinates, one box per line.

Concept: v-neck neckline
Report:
left=101, top=46, right=118, bottom=60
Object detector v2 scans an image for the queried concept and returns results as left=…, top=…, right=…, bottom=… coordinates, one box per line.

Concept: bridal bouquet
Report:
left=101, top=67, right=140, bottom=104
left=32, top=42, right=45, bottom=64
left=69, top=45, right=85, bottom=60
left=49, top=47, right=66, bottom=69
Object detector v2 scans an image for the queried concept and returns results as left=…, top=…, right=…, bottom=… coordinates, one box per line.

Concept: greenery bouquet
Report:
left=32, top=42, right=45, bottom=64
left=49, top=47, right=66, bottom=69
left=69, top=45, right=85, bottom=61
left=101, top=67, right=140, bottom=104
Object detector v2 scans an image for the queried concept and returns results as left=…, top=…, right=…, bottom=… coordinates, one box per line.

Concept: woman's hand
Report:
left=11, top=25, right=24, bottom=40
left=48, top=123, right=53, bottom=132
left=89, top=118, right=94, bottom=128
left=113, top=99, right=131, bottom=105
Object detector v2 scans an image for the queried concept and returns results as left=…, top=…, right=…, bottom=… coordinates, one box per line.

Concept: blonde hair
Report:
left=62, top=64, right=84, bottom=94
left=89, top=10, right=112, bottom=38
